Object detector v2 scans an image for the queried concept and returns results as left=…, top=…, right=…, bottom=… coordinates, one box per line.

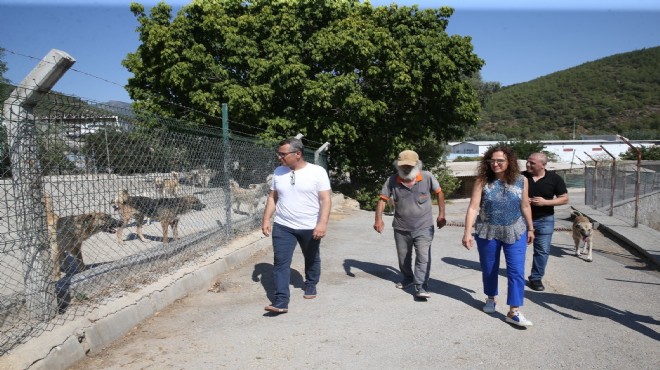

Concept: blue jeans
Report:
left=271, top=223, right=321, bottom=307
left=393, top=226, right=434, bottom=288
left=529, top=216, right=555, bottom=281
left=476, top=234, right=528, bottom=307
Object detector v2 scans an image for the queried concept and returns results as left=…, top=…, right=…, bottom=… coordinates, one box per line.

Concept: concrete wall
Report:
left=599, top=191, right=660, bottom=231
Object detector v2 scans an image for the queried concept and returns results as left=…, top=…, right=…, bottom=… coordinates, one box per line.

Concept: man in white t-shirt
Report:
left=261, top=137, right=332, bottom=314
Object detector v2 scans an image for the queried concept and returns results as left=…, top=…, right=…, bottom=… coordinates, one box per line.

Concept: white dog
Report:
left=189, top=168, right=213, bottom=188
left=229, top=178, right=269, bottom=215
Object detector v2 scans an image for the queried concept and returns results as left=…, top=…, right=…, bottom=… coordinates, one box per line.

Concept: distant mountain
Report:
left=104, top=100, right=132, bottom=110
left=96, top=100, right=134, bottom=118
left=473, top=46, right=660, bottom=140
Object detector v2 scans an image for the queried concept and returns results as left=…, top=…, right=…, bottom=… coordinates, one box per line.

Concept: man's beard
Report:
left=398, top=165, right=420, bottom=181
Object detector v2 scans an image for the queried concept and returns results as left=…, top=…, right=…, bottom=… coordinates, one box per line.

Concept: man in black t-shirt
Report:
left=523, top=152, right=569, bottom=291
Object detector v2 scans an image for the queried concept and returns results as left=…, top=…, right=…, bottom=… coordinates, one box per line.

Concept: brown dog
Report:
left=571, top=210, right=595, bottom=262
left=44, top=193, right=122, bottom=278
left=154, top=172, right=179, bottom=196
left=113, top=189, right=206, bottom=245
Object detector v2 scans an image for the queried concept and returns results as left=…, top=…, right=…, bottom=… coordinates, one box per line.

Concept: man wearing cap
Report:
left=374, top=150, right=446, bottom=299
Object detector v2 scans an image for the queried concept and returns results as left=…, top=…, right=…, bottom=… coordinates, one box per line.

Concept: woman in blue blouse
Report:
left=462, top=146, right=535, bottom=327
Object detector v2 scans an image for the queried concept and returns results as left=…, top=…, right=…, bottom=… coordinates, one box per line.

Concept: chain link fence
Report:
left=1, top=87, right=327, bottom=355
left=558, top=168, right=586, bottom=189
left=582, top=159, right=660, bottom=228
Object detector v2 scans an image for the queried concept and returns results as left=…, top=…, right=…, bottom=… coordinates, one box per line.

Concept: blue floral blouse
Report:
left=474, top=175, right=527, bottom=244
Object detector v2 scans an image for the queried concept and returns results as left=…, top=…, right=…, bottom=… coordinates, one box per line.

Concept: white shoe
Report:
left=483, top=298, right=496, bottom=313
left=506, top=311, right=533, bottom=327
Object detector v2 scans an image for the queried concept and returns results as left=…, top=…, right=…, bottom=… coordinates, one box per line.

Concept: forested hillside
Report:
left=473, top=46, right=659, bottom=140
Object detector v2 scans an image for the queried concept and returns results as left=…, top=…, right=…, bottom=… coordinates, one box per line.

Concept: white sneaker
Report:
left=483, top=298, right=496, bottom=313
left=506, top=311, right=533, bottom=327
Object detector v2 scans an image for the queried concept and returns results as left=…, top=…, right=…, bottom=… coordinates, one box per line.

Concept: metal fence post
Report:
left=584, top=152, right=598, bottom=208
left=576, top=156, right=587, bottom=205
left=222, top=103, right=233, bottom=238
left=314, top=142, right=330, bottom=166
left=600, top=145, right=617, bottom=216
left=2, top=49, right=75, bottom=321
left=618, top=135, right=641, bottom=227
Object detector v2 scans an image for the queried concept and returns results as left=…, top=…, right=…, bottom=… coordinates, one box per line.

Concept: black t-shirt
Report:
left=522, top=170, right=568, bottom=219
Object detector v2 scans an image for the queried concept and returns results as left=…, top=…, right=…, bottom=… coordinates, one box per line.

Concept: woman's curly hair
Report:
left=477, top=146, right=520, bottom=185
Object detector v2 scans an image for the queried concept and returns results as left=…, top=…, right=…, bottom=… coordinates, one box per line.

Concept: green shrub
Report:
left=453, top=156, right=482, bottom=162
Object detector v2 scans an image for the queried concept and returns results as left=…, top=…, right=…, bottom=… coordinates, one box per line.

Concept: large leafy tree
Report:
left=123, top=0, right=483, bottom=196
left=620, top=145, right=660, bottom=160
left=0, top=47, right=8, bottom=83
left=493, top=140, right=545, bottom=161
left=492, top=140, right=560, bottom=162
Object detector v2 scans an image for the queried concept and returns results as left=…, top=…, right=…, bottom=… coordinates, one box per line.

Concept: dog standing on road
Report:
left=571, top=210, right=595, bottom=262
left=113, top=189, right=206, bottom=245
left=44, top=193, right=123, bottom=277
left=154, top=172, right=180, bottom=196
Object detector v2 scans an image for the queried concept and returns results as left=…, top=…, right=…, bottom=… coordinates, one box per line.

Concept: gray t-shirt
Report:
left=380, top=171, right=441, bottom=231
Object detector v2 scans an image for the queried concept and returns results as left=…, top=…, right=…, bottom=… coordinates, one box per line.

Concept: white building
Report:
left=448, top=139, right=659, bottom=163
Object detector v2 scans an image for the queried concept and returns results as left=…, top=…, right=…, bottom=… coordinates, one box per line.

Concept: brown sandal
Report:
left=264, top=305, right=288, bottom=313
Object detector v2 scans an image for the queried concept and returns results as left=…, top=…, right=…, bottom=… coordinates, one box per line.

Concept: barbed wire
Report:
left=4, top=48, right=328, bottom=148
left=4, top=48, right=127, bottom=92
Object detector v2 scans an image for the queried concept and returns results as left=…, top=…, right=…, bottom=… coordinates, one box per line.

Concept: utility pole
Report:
left=572, top=118, right=576, bottom=140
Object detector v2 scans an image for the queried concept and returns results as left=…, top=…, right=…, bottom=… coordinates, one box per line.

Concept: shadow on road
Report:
left=442, top=256, right=506, bottom=277
left=526, top=290, right=660, bottom=341
left=442, top=257, right=660, bottom=341
left=251, top=262, right=304, bottom=303
left=343, top=258, right=481, bottom=310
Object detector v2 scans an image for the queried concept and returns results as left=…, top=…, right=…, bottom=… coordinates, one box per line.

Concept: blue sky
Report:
left=1, top=0, right=659, bottom=103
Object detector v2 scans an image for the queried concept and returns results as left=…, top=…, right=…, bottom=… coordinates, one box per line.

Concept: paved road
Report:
left=70, top=194, right=659, bottom=369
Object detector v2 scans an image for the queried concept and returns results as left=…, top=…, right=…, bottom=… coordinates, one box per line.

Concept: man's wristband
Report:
left=528, top=229, right=535, bottom=232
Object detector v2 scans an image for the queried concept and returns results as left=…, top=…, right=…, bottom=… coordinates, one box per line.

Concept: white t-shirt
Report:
left=272, top=163, right=331, bottom=229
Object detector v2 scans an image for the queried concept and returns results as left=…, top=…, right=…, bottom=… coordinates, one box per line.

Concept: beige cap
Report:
left=397, top=150, right=419, bottom=166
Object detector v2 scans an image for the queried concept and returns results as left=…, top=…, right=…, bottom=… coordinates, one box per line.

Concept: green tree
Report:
left=469, top=71, right=501, bottom=108
left=0, top=47, right=8, bottom=83
left=432, top=167, right=461, bottom=198
left=619, top=145, right=660, bottom=160
left=82, top=128, right=193, bottom=174
left=467, top=132, right=507, bottom=141
left=123, top=0, right=484, bottom=204
left=492, top=140, right=545, bottom=160
left=1, top=47, right=11, bottom=176
left=0, top=126, right=10, bottom=178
